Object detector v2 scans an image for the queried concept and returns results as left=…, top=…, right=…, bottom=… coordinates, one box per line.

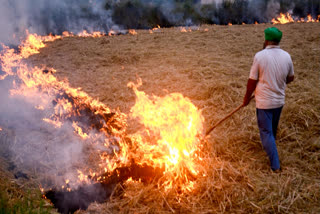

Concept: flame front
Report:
left=0, top=30, right=205, bottom=191
left=127, top=79, right=204, bottom=185
left=0, top=31, right=128, bottom=189
left=129, top=29, right=138, bottom=35
left=272, top=13, right=294, bottom=24
left=272, top=13, right=320, bottom=24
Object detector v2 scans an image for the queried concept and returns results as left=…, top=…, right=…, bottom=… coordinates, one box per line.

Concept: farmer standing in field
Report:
left=243, top=27, right=294, bottom=172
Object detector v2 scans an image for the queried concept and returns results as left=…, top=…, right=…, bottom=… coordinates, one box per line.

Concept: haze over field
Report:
left=0, top=0, right=319, bottom=213
left=23, top=22, right=320, bottom=213
left=0, top=0, right=319, bottom=44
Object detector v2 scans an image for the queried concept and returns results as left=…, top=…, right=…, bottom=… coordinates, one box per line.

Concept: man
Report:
left=243, top=27, right=294, bottom=172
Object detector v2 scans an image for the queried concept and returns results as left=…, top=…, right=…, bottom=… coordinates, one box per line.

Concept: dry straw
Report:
left=1, top=22, right=319, bottom=213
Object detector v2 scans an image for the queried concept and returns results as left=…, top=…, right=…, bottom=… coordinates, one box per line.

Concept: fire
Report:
left=128, top=29, right=138, bottom=35
left=108, top=30, right=116, bottom=36
left=1, top=30, right=205, bottom=191
left=42, top=118, right=62, bottom=128
left=154, top=25, right=161, bottom=30
left=150, top=25, right=161, bottom=34
left=305, top=14, right=319, bottom=23
left=0, top=31, right=127, bottom=187
left=62, top=31, right=74, bottom=37
left=77, top=170, right=90, bottom=183
left=272, top=13, right=294, bottom=24
left=72, top=122, right=89, bottom=139
left=272, top=13, right=320, bottom=24
left=228, top=23, right=232, bottom=26
left=126, top=79, right=204, bottom=185
left=180, top=27, right=188, bottom=33
left=20, top=33, right=45, bottom=58
left=78, top=30, right=104, bottom=37
left=180, top=27, right=192, bottom=33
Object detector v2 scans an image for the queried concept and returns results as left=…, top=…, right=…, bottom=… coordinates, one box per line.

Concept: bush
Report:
left=112, top=0, right=172, bottom=28
left=109, top=0, right=320, bottom=27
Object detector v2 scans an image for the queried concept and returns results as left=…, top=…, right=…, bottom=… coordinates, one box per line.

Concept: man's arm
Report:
left=287, top=56, right=294, bottom=84
left=286, top=75, right=294, bottom=84
left=243, top=78, right=258, bottom=106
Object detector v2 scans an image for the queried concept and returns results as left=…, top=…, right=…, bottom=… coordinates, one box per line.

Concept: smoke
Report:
left=0, top=72, right=119, bottom=189
left=109, top=0, right=320, bottom=26
left=266, top=0, right=280, bottom=20
left=0, top=0, right=114, bottom=45
left=0, top=0, right=319, bottom=45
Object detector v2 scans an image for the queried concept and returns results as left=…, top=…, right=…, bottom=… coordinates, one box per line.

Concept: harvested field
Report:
left=2, top=22, right=320, bottom=213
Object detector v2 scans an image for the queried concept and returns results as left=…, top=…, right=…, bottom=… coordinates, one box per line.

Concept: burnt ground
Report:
left=1, top=23, right=320, bottom=213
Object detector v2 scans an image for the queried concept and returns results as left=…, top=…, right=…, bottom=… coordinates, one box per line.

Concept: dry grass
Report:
left=18, top=23, right=320, bottom=213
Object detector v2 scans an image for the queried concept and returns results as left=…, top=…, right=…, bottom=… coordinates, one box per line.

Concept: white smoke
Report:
left=0, top=0, right=316, bottom=44
left=0, top=74, right=118, bottom=189
left=266, top=0, right=280, bottom=19
left=0, top=0, right=114, bottom=45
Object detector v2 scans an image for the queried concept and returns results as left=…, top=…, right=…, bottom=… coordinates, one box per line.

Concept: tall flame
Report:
left=272, top=13, right=320, bottom=24
left=0, top=31, right=205, bottom=191
left=127, top=79, right=204, bottom=186
left=271, top=13, right=294, bottom=24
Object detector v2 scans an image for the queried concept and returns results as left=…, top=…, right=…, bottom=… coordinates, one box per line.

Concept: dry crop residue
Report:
left=23, top=23, right=320, bottom=213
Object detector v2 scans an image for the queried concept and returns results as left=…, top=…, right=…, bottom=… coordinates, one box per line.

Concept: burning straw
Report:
left=0, top=31, right=209, bottom=212
left=1, top=22, right=320, bottom=214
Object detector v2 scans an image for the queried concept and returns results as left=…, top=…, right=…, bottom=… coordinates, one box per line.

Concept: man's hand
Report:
left=243, top=95, right=255, bottom=106
left=243, top=95, right=251, bottom=106
left=286, top=75, right=294, bottom=84
left=243, top=78, right=258, bottom=106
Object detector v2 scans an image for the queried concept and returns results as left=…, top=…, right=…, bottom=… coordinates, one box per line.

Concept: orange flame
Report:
left=1, top=31, right=128, bottom=187
left=1, top=30, right=206, bottom=191
left=62, top=31, right=74, bottom=37
left=72, top=122, right=89, bottom=139
left=108, top=30, right=116, bottom=36
left=150, top=25, right=161, bottom=34
left=272, top=13, right=319, bottom=24
left=180, top=27, right=193, bottom=32
left=180, top=27, right=188, bottom=33
left=272, top=13, right=294, bottom=24
left=78, top=30, right=104, bottom=37
left=228, top=23, right=232, bottom=26
left=128, top=29, right=138, bottom=35
left=305, top=14, right=318, bottom=23
left=126, top=79, right=204, bottom=184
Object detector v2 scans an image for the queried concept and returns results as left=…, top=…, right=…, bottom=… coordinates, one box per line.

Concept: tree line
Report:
left=106, top=0, right=320, bottom=28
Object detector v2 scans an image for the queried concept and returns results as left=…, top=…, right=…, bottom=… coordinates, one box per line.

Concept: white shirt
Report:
left=249, top=45, right=294, bottom=109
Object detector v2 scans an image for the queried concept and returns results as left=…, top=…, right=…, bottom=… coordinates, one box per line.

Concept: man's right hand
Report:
left=286, top=75, right=294, bottom=84
left=243, top=96, right=251, bottom=106
left=243, top=95, right=255, bottom=107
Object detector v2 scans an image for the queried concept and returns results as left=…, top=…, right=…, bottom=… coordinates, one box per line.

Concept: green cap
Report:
left=264, top=27, right=282, bottom=42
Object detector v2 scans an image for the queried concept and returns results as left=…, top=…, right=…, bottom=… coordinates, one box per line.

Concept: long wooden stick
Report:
left=205, top=96, right=254, bottom=136
left=205, top=104, right=244, bottom=136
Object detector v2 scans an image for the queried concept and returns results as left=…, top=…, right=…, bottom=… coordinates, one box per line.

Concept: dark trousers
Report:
left=256, top=106, right=283, bottom=171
